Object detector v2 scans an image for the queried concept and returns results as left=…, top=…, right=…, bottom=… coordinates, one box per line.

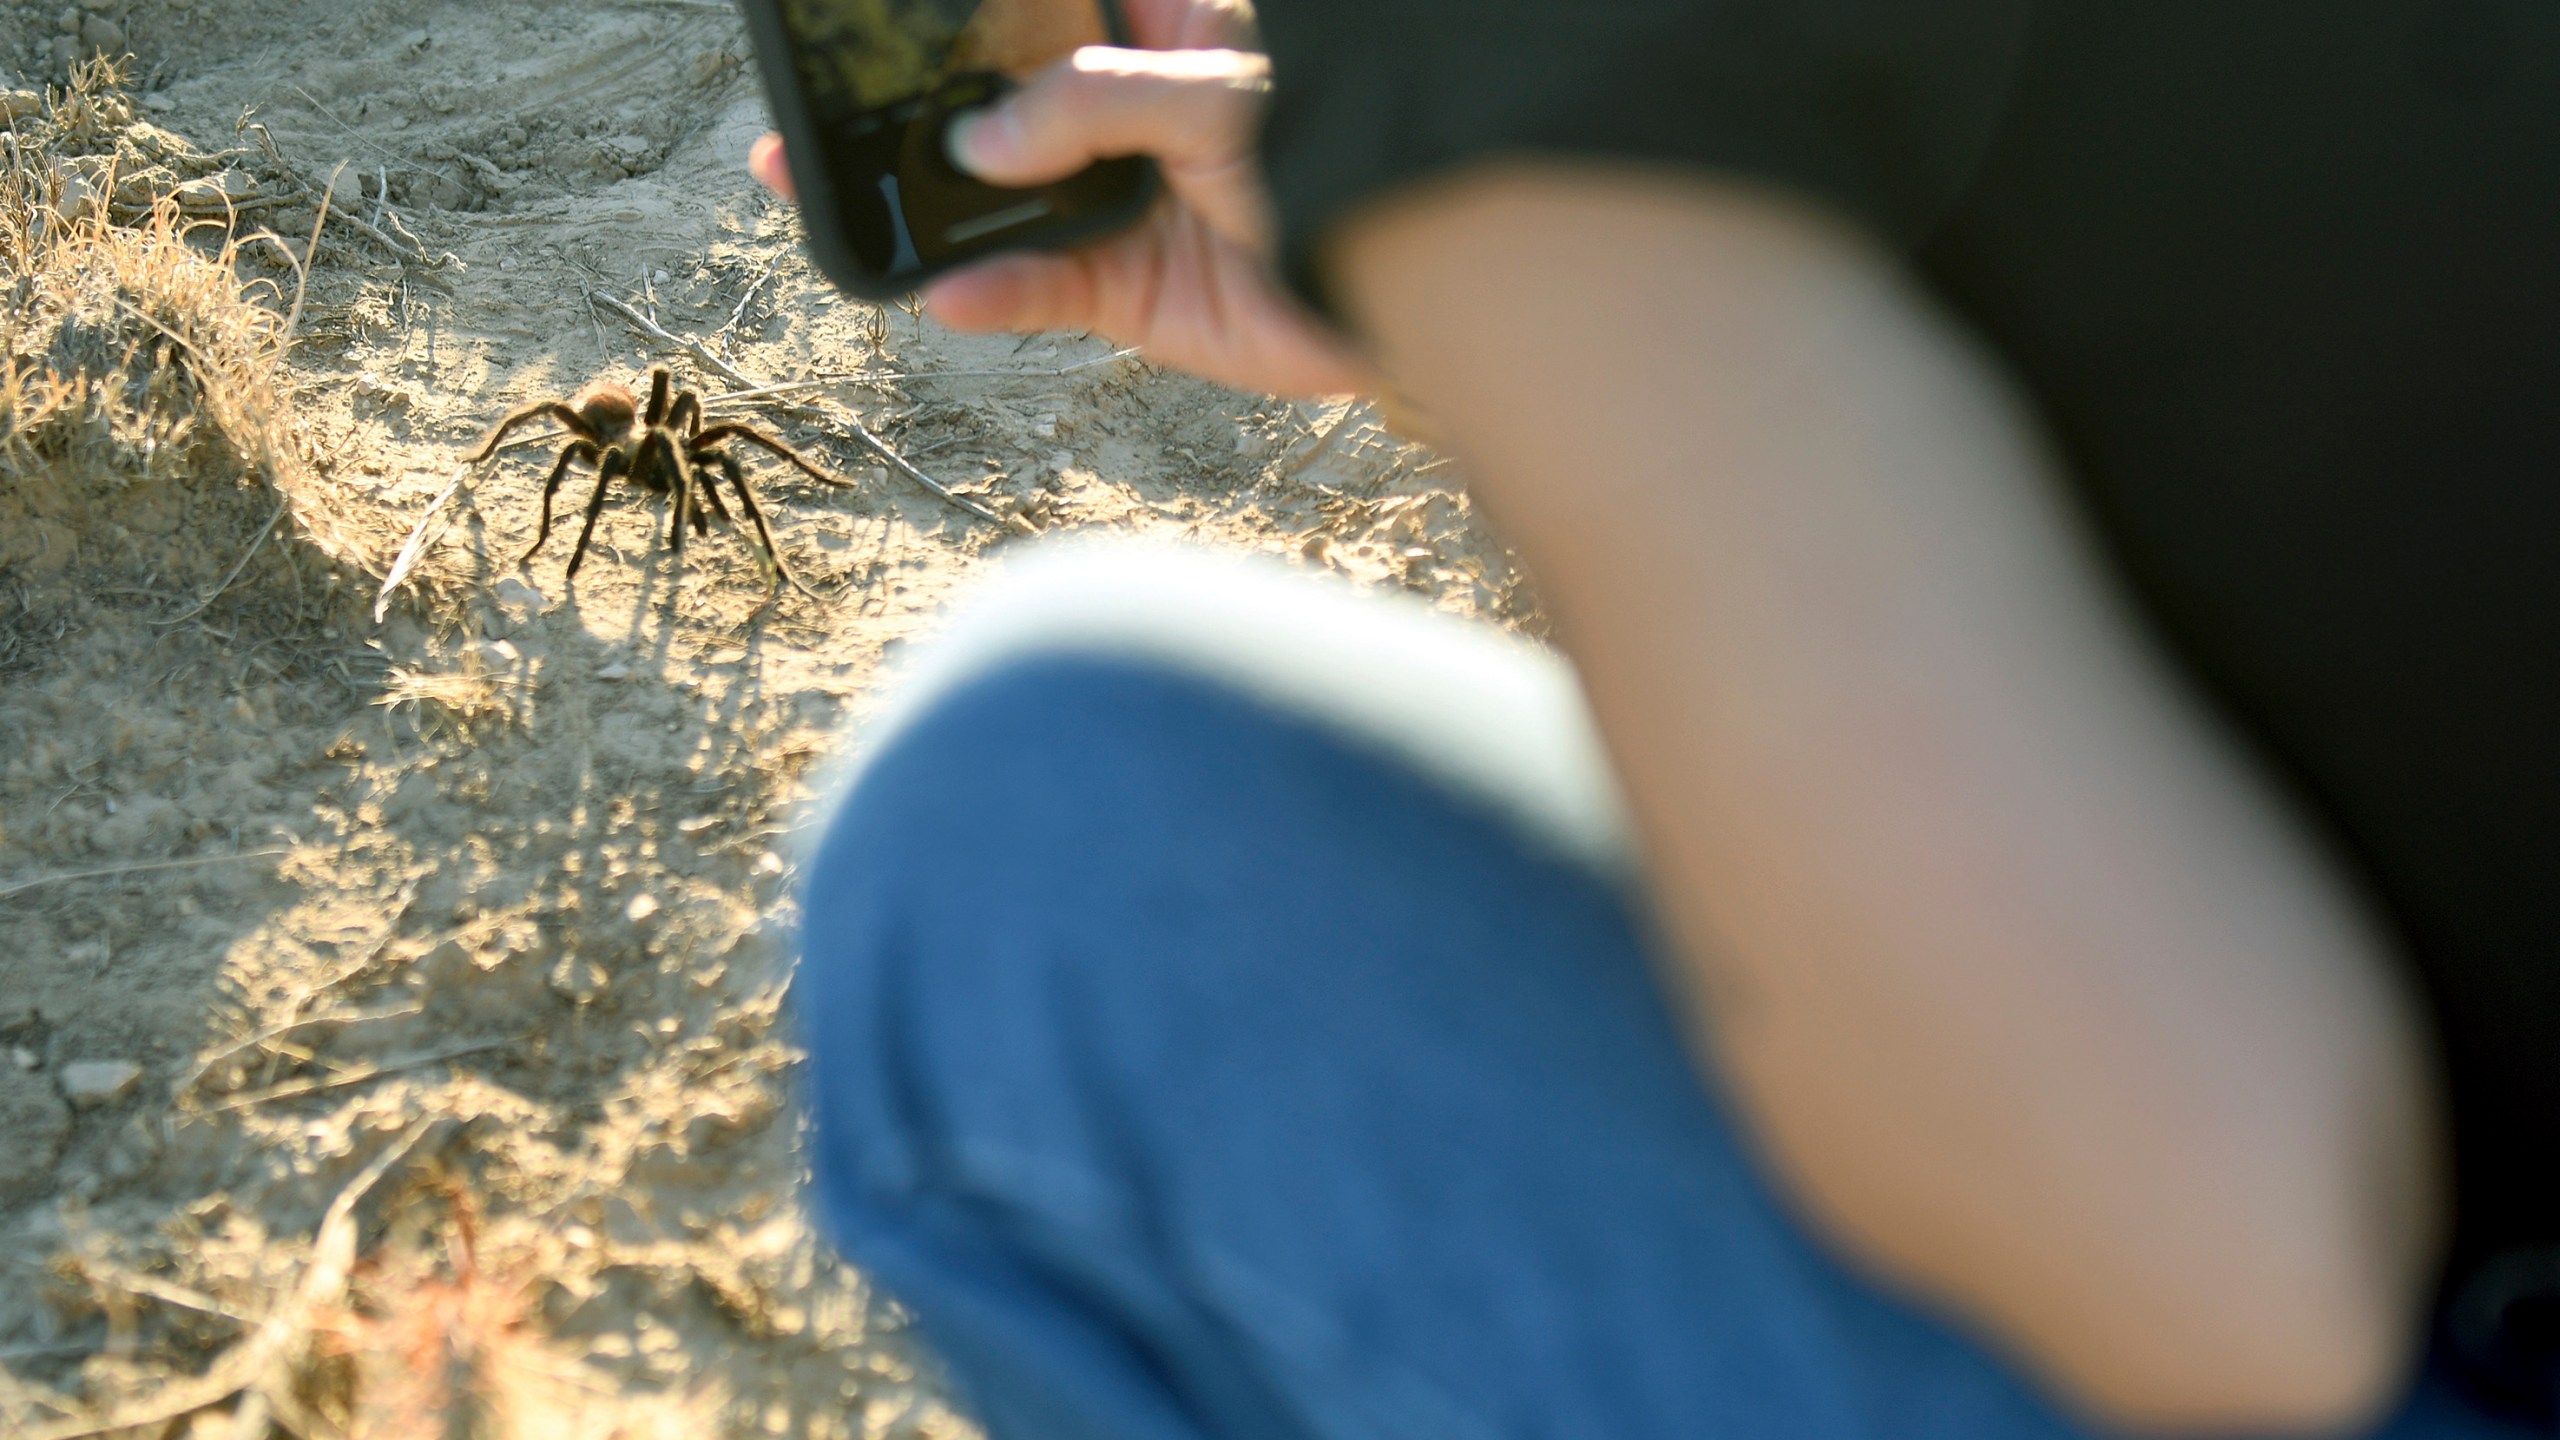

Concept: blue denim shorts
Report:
left=795, top=549, right=2528, bottom=1440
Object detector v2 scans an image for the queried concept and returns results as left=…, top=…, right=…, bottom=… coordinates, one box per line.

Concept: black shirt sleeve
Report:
left=1253, top=0, right=2036, bottom=314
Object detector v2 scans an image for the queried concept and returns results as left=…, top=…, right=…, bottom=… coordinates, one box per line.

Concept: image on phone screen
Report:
left=775, top=0, right=1148, bottom=286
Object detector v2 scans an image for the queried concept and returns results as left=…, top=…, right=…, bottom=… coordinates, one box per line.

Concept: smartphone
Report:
left=739, top=0, right=1160, bottom=299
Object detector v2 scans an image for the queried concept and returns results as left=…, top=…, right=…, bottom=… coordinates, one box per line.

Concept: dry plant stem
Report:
left=371, top=471, right=466, bottom=622
left=250, top=121, right=455, bottom=279
left=224, top=1391, right=273, bottom=1440
left=28, top=1118, right=456, bottom=1440
left=172, top=1002, right=429, bottom=1101
left=703, top=347, right=1140, bottom=405
left=154, top=493, right=290, bottom=626
left=0, top=1342, right=100, bottom=1364
left=76, top=1260, right=254, bottom=1326
left=0, top=848, right=291, bottom=904
left=283, top=85, right=458, bottom=188
left=203, top=1037, right=518, bottom=1115
left=714, top=253, right=782, bottom=345
left=280, top=160, right=344, bottom=350
left=590, top=291, right=1031, bottom=533
left=320, top=200, right=449, bottom=283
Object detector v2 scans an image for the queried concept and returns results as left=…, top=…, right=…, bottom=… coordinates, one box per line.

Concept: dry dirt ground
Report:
left=0, top=2, right=1531, bottom=1435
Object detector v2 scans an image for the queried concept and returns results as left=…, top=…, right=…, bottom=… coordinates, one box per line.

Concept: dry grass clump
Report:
left=0, top=57, right=359, bottom=619
left=377, top=642, right=540, bottom=741
left=302, top=1174, right=722, bottom=1440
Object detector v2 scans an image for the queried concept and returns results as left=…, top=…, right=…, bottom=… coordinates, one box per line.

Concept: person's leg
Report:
left=795, top=549, right=2527, bottom=1440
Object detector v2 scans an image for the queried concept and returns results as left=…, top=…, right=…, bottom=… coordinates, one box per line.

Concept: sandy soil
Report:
left=0, top=2, right=1528, bottom=1434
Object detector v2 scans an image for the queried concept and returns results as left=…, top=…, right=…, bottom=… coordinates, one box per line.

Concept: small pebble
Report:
left=51, top=170, right=98, bottom=223
left=58, top=1059, right=142, bottom=1108
left=652, top=268, right=670, bottom=286
left=9, top=1046, right=37, bottom=1072
left=625, top=893, right=661, bottom=923
left=492, top=575, right=545, bottom=611
left=595, top=660, right=633, bottom=681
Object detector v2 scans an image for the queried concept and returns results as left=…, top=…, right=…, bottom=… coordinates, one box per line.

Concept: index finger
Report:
left=749, top=132, right=796, bottom=200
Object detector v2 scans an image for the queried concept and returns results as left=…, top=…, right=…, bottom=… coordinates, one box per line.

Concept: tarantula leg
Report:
left=716, top=451, right=822, bottom=600
left=565, top=449, right=631, bottom=581
left=664, top=448, right=697, bottom=564
left=688, top=457, right=733, bottom=530
left=469, top=402, right=597, bottom=464
left=692, top=424, right=853, bottom=488
left=665, top=387, right=704, bottom=439
left=626, top=430, right=689, bottom=564
left=643, top=367, right=674, bottom=428
left=520, top=439, right=601, bottom=565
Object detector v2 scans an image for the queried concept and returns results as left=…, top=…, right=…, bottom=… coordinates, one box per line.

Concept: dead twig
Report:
left=0, top=1342, right=100, bottom=1364
left=712, top=252, right=783, bottom=349
left=0, top=848, right=290, bottom=904
left=589, top=291, right=748, bottom=391
left=28, top=1118, right=454, bottom=1440
left=590, top=292, right=1031, bottom=533
left=203, top=1037, right=517, bottom=1115
left=281, top=85, right=458, bottom=185
left=249, top=116, right=458, bottom=280
left=370, top=470, right=465, bottom=623
left=280, top=159, right=342, bottom=348
left=319, top=198, right=452, bottom=281
left=153, top=493, right=289, bottom=627
left=73, top=1260, right=257, bottom=1326
left=171, top=1002, right=427, bottom=1101
left=582, top=284, right=614, bottom=367
left=704, top=347, right=1138, bottom=405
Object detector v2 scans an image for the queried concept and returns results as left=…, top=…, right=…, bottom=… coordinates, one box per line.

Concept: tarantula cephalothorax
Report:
left=467, top=367, right=852, bottom=596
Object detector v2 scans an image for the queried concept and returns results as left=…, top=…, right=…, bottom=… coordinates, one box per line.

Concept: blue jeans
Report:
left=796, top=549, right=2525, bottom=1440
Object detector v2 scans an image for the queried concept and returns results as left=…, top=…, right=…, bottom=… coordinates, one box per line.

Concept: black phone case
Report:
left=736, top=0, right=1161, bottom=301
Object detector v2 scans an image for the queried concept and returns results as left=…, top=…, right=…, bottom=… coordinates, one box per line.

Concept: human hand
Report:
left=748, top=0, right=1376, bottom=398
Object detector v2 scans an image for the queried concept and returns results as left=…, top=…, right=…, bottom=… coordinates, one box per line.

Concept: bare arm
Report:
left=1328, top=165, right=2443, bottom=1433
left=761, top=41, right=2450, bottom=1428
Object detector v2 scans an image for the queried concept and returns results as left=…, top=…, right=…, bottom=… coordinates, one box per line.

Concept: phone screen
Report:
left=775, top=0, right=1144, bottom=285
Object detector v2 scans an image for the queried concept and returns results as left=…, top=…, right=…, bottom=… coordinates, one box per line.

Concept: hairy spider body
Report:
left=466, top=367, right=852, bottom=598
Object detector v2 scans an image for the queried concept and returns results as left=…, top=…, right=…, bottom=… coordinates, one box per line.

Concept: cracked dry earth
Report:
left=0, top=0, right=1538, bottom=1434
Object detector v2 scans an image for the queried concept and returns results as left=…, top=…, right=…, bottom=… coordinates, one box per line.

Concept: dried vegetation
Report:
left=0, top=61, right=934, bottom=1440
left=0, top=58, right=360, bottom=665
left=0, top=15, right=1532, bottom=1439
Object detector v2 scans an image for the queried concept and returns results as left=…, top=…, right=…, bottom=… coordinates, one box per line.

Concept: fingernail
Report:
left=943, top=108, right=1011, bottom=176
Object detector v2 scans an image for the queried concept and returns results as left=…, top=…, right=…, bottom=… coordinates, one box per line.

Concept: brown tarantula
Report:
left=467, top=367, right=850, bottom=596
